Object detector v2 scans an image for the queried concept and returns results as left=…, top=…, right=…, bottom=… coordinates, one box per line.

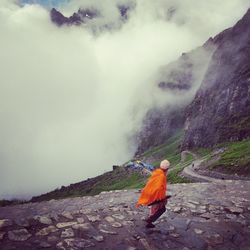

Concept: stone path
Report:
left=182, top=159, right=224, bottom=183
left=181, top=154, right=250, bottom=182
left=0, top=181, right=250, bottom=249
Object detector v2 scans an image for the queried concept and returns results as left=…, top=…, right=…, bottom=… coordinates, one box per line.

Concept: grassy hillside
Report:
left=209, top=139, right=250, bottom=175
left=140, top=130, right=184, bottom=167
left=4, top=134, right=249, bottom=205
left=139, top=130, right=192, bottom=183
left=31, top=167, right=148, bottom=202
left=30, top=131, right=189, bottom=203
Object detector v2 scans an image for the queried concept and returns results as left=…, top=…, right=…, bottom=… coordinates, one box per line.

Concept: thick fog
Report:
left=0, top=0, right=249, bottom=199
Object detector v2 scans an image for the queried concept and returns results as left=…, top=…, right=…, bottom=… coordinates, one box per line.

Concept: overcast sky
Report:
left=0, top=0, right=249, bottom=199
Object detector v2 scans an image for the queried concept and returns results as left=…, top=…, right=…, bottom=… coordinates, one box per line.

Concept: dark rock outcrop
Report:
left=50, top=4, right=134, bottom=27
left=50, top=8, right=98, bottom=26
left=135, top=107, right=185, bottom=154
left=135, top=35, right=214, bottom=154
left=182, top=8, right=250, bottom=148
left=136, top=8, right=250, bottom=153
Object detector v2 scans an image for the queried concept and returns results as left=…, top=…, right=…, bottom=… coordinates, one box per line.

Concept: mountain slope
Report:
left=136, top=8, right=250, bottom=153
left=183, top=8, right=250, bottom=148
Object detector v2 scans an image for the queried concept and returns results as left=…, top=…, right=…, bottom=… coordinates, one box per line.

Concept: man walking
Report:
left=136, top=159, right=170, bottom=228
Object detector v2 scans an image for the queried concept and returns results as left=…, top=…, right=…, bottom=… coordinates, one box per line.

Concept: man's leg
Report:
left=146, top=202, right=166, bottom=226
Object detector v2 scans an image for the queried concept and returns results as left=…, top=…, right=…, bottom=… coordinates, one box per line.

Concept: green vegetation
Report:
left=143, top=130, right=184, bottom=167
left=209, top=139, right=250, bottom=175
left=167, top=167, right=192, bottom=184
left=185, top=153, right=194, bottom=162
left=31, top=167, right=148, bottom=202
left=30, top=130, right=191, bottom=203
left=167, top=152, right=194, bottom=184
left=2, top=129, right=249, bottom=205
left=194, top=147, right=213, bottom=158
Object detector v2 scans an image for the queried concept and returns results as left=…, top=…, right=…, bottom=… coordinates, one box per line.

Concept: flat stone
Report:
left=98, top=224, right=117, bottom=235
left=206, top=233, right=224, bottom=245
left=79, top=208, right=92, bottom=214
left=139, top=238, right=153, bottom=250
left=173, top=207, right=182, bottom=213
left=47, top=236, right=59, bottom=242
left=61, top=212, right=73, bottom=220
left=0, top=232, right=6, bottom=240
left=168, top=225, right=175, bottom=231
left=189, top=200, right=200, bottom=205
left=0, top=219, right=13, bottom=229
left=72, top=223, right=91, bottom=231
left=93, top=235, right=104, bottom=242
left=76, top=217, right=84, bottom=223
left=194, top=228, right=204, bottom=234
left=56, top=241, right=65, bottom=250
left=15, top=218, right=29, bottom=227
left=226, top=214, right=237, bottom=220
left=191, top=209, right=203, bottom=215
left=200, top=213, right=214, bottom=219
left=8, top=229, right=32, bottom=241
left=122, top=221, right=134, bottom=226
left=185, top=203, right=196, bottom=209
left=110, top=207, right=119, bottom=212
left=36, top=226, right=58, bottom=236
left=34, top=216, right=52, bottom=225
left=170, top=233, right=180, bottom=238
left=61, top=228, right=74, bottom=238
left=199, top=205, right=207, bottom=210
left=127, top=247, right=137, bottom=250
left=86, top=214, right=101, bottom=222
left=64, top=238, right=95, bottom=248
left=105, top=216, right=115, bottom=223
left=39, top=241, right=51, bottom=248
left=196, top=209, right=207, bottom=214
left=112, top=214, right=125, bottom=220
left=225, top=207, right=244, bottom=214
left=236, top=217, right=247, bottom=226
left=213, top=218, right=220, bottom=223
left=111, top=222, right=122, bottom=228
left=56, top=222, right=77, bottom=228
left=209, top=205, right=217, bottom=211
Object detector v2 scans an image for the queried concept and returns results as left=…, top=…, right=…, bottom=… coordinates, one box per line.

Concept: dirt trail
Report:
left=181, top=151, right=250, bottom=182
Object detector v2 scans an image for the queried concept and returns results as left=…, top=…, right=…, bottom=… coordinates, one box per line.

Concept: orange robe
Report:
left=136, top=168, right=167, bottom=207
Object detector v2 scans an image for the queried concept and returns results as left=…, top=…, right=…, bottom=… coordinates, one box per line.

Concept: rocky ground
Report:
left=0, top=180, right=250, bottom=250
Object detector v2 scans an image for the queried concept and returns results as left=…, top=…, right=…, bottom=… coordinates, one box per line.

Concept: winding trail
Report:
left=181, top=151, right=250, bottom=183
left=182, top=159, right=224, bottom=183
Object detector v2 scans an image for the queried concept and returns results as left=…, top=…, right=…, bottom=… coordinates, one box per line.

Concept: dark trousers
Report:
left=146, top=200, right=166, bottom=223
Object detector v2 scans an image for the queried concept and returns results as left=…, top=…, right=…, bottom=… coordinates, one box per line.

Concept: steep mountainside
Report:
left=136, top=8, right=250, bottom=153
left=183, top=8, right=250, bottom=148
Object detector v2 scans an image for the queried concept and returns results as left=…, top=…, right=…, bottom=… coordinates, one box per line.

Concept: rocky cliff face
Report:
left=136, top=8, right=250, bottom=153
left=135, top=107, right=185, bottom=155
left=182, top=8, right=250, bottom=148
left=135, top=36, right=214, bottom=154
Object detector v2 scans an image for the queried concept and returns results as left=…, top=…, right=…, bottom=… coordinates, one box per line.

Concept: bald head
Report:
left=160, top=159, right=170, bottom=170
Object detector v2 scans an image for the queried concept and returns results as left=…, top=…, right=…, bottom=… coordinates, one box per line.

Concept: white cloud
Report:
left=0, top=0, right=248, bottom=199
